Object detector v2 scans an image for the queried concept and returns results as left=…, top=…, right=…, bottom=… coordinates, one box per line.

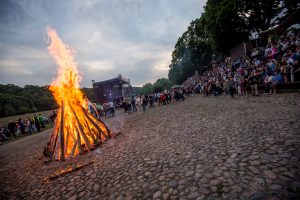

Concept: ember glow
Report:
left=45, top=27, right=111, bottom=161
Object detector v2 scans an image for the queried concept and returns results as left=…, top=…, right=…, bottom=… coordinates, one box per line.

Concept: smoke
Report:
left=103, top=111, right=125, bottom=134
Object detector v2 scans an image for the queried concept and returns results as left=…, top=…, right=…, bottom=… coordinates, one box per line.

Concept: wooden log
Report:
left=42, top=160, right=94, bottom=183
left=83, top=117, right=97, bottom=143
left=97, top=118, right=111, bottom=138
left=70, top=126, right=77, bottom=157
left=86, top=117, right=102, bottom=140
left=70, top=139, right=78, bottom=157
left=47, top=108, right=61, bottom=143
left=70, top=107, right=93, bottom=150
left=47, top=124, right=55, bottom=146
left=51, top=124, right=60, bottom=159
left=60, top=101, right=65, bottom=161
left=64, top=129, right=70, bottom=157
left=76, top=120, right=93, bottom=151
left=81, top=107, right=106, bottom=137
left=94, top=113, right=111, bottom=138
left=75, top=126, right=82, bottom=154
left=47, top=108, right=61, bottom=155
left=81, top=106, right=110, bottom=139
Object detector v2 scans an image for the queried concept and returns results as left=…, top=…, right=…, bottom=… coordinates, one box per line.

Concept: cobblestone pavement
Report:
left=0, top=93, right=300, bottom=200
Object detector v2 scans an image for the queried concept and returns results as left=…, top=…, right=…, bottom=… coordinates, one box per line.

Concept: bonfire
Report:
left=44, top=27, right=111, bottom=161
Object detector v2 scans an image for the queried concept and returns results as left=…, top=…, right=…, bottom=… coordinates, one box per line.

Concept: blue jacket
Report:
left=272, top=74, right=283, bottom=83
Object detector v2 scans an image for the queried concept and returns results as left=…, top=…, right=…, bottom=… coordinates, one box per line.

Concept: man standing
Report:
left=18, top=119, right=25, bottom=134
left=142, top=96, right=147, bottom=111
left=270, top=71, right=283, bottom=94
left=38, top=114, right=45, bottom=128
left=109, top=100, right=115, bottom=117
left=131, top=96, right=137, bottom=112
left=8, top=121, right=16, bottom=137
left=34, top=115, right=41, bottom=132
left=179, top=88, right=185, bottom=101
left=27, top=117, right=34, bottom=134
left=248, top=71, right=258, bottom=96
left=228, top=77, right=235, bottom=98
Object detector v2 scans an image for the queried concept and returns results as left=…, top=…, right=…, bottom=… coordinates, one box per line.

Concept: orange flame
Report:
left=47, top=27, right=85, bottom=108
left=46, top=27, right=110, bottom=160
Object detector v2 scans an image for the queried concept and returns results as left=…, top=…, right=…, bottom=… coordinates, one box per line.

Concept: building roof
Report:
left=92, top=75, right=130, bottom=87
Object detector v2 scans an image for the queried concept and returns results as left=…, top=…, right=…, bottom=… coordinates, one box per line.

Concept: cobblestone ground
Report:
left=0, top=93, right=300, bottom=200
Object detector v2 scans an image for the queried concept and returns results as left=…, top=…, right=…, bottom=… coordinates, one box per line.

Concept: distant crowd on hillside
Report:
left=183, top=30, right=300, bottom=97
left=0, top=111, right=57, bottom=143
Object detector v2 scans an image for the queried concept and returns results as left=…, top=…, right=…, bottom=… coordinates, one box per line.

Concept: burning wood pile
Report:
left=44, top=27, right=111, bottom=161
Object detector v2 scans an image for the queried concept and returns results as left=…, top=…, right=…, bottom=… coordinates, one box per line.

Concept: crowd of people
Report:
left=0, top=111, right=57, bottom=143
left=92, top=31, right=300, bottom=120
left=1, top=30, right=299, bottom=143
left=95, top=88, right=187, bottom=118
left=184, top=30, right=300, bottom=97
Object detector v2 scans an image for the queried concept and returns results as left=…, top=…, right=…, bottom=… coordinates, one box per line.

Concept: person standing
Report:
left=109, top=100, right=115, bottom=117
left=270, top=71, right=283, bottom=94
left=165, top=91, right=170, bottom=104
left=131, top=96, right=137, bottom=112
left=167, top=92, right=172, bottom=104
left=179, top=89, right=185, bottom=101
left=34, top=115, right=41, bottom=132
left=27, top=117, right=34, bottom=134
left=158, top=93, right=162, bottom=106
left=228, top=77, right=235, bottom=98
left=142, top=96, right=147, bottom=111
left=136, top=96, right=141, bottom=111
left=18, top=118, right=25, bottom=134
left=8, top=121, right=16, bottom=137
left=38, top=114, right=45, bottom=128
left=149, top=95, right=154, bottom=107
left=248, top=71, right=259, bottom=96
left=161, top=93, right=166, bottom=105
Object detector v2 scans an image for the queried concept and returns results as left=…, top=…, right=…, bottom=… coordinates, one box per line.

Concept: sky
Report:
left=0, top=0, right=205, bottom=87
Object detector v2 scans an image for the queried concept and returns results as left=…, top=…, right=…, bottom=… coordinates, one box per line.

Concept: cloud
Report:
left=84, top=60, right=115, bottom=71
left=0, top=59, right=34, bottom=75
left=0, top=0, right=205, bottom=87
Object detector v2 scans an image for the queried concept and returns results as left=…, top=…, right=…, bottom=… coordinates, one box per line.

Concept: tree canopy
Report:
left=152, top=78, right=172, bottom=93
left=139, top=78, right=172, bottom=95
left=168, top=18, right=214, bottom=85
left=0, top=84, right=96, bottom=117
left=168, top=0, right=299, bottom=85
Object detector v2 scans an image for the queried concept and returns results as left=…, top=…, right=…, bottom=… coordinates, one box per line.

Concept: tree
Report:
left=238, top=0, right=281, bottom=31
left=152, top=78, right=172, bottom=93
left=0, top=84, right=96, bottom=117
left=168, top=0, right=298, bottom=85
left=202, top=0, right=249, bottom=52
left=140, top=83, right=153, bottom=95
left=168, top=18, right=214, bottom=84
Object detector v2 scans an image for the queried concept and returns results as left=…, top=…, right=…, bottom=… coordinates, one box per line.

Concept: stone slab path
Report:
left=0, top=94, right=299, bottom=200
